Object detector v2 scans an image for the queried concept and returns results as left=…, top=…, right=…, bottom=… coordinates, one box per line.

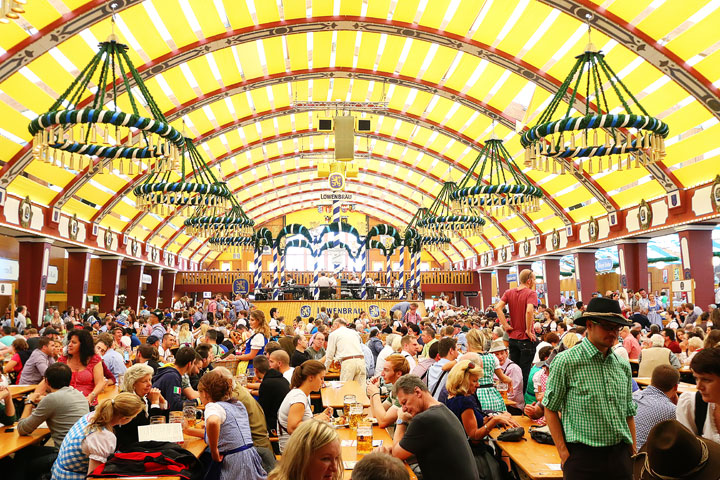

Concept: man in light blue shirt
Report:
left=426, top=337, right=458, bottom=399
left=633, top=364, right=679, bottom=449
left=96, top=334, right=126, bottom=381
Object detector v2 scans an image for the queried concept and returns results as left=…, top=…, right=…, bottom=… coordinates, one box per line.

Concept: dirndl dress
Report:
left=475, top=352, right=506, bottom=413
left=51, top=413, right=96, bottom=480
left=647, top=303, right=663, bottom=328
left=203, top=401, right=266, bottom=480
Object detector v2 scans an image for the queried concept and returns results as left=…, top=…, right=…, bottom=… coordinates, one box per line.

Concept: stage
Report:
left=252, top=300, right=426, bottom=323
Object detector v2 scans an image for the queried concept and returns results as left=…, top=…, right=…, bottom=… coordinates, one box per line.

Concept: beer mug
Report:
left=343, top=394, right=356, bottom=417
left=183, top=401, right=197, bottom=428
left=496, top=381, right=508, bottom=400
left=356, top=418, right=373, bottom=454
left=237, top=373, right=248, bottom=387
left=150, top=415, right=165, bottom=424
left=349, top=403, right=363, bottom=430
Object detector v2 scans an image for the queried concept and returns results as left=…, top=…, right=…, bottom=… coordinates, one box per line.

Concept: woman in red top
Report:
left=2, top=337, right=29, bottom=383
left=58, top=329, right=106, bottom=405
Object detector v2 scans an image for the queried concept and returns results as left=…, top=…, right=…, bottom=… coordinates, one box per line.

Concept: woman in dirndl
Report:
left=466, top=329, right=514, bottom=413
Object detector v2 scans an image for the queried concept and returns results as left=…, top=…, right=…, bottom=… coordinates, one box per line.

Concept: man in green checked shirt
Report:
left=542, top=297, right=637, bottom=479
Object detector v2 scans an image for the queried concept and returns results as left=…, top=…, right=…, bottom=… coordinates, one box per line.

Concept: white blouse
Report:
left=676, top=391, right=720, bottom=444
left=82, top=428, right=117, bottom=463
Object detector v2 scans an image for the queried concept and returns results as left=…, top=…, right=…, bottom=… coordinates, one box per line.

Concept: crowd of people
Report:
left=0, top=273, right=718, bottom=480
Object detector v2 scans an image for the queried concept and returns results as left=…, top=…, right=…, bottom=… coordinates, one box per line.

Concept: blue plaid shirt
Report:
left=632, top=385, right=676, bottom=449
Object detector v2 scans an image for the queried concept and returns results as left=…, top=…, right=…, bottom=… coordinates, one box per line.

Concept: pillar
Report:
left=617, top=239, right=649, bottom=292
left=479, top=271, right=493, bottom=310
left=516, top=263, right=533, bottom=275
left=18, top=238, right=53, bottom=327
left=124, top=263, right=145, bottom=313
left=66, top=248, right=93, bottom=310
left=100, top=256, right=123, bottom=314
left=677, top=225, right=715, bottom=309
left=573, top=249, right=597, bottom=303
left=542, top=256, right=562, bottom=308
left=145, top=267, right=162, bottom=309
left=496, top=267, right=510, bottom=296
left=161, top=270, right=176, bottom=309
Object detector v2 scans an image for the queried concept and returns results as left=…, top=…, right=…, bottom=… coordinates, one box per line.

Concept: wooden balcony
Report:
left=175, top=270, right=477, bottom=293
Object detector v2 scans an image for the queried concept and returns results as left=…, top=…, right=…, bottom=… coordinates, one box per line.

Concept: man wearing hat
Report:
left=542, top=297, right=637, bottom=479
left=489, top=339, right=524, bottom=414
left=148, top=309, right=166, bottom=339
left=633, top=420, right=720, bottom=480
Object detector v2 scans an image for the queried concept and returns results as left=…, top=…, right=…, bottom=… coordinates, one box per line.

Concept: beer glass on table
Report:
left=343, top=394, right=356, bottom=417
left=349, top=402, right=363, bottom=430
left=356, top=418, right=373, bottom=454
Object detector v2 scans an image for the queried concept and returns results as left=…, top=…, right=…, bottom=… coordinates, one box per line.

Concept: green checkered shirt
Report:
left=542, top=338, right=637, bottom=446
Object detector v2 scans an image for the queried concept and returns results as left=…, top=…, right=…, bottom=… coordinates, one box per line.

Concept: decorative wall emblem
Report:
left=637, top=199, right=653, bottom=230
left=551, top=229, right=560, bottom=250
left=19, top=196, right=32, bottom=228
left=588, top=217, right=599, bottom=242
left=522, top=239, right=530, bottom=256
left=151, top=248, right=159, bottom=262
left=712, top=175, right=720, bottom=213
left=104, top=228, right=113, bottom=249
left=69, top=214, right=79, bottom=241
left=131, top=238, right=139, bottom=257
left=499, top=248, right=508, bottom=262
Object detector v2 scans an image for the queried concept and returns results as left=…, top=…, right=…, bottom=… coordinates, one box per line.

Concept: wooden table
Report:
left=97, top=384, right=119, bottom=404
left=635, top=377, right=697, bottom=393
left=325, top=370, right=341, bottom=381
left=0, top=423, right=51, bottom=459
left=322, top=381, right=370, bottom=409
left=335, top=425, right=416, bottom=479
left=9, top=384, right=36, bottom=398
left=490, top=416, right=562, bottom=480
left=183, top=434, right=207, bottom=457
left=680, top=366, right=692, bottom=374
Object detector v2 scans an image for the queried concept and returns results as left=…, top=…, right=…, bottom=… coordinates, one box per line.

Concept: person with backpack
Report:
left=677, top=346, right=720, bottom=443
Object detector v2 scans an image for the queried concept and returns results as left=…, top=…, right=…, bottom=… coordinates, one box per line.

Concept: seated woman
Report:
left=268, top=418, right=342, bottom=480
left=52, top=392, right=144, bottom=480
left=54, top=330, right=107, bottom=406
left=276, top=360, right=332, bottom=453
left=114, top=363, right=167, bottom=449
left=445, top=360, right=518, bottom=479
left=677, top=347, right=720, bottom=443
left=184, top=370, right=266, bottom=480
left=366, top=354, right=410, bottom=428
left=3, top=337, right=30, bottom=384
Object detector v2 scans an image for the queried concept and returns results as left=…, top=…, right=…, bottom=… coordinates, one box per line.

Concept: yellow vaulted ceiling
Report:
left=0, top=0, right=718, bottom=266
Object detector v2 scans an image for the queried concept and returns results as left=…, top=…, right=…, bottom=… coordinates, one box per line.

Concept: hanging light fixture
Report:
left=451, top=137, right=542, bottom=217
left=208, top=235, right=254, bottom=253
left=416, top=182, right=485, bottom=238
left=184, top=199, right=255, bottom=238
left=27, top=8, right=183, bottom=173
left=132, top=137, right=233, bottom=216
left=520, top=14, right=668, bottom=175
left=0, top=0, right=26, bottom=23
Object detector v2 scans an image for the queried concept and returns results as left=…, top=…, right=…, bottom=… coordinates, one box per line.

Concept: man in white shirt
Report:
left=400, top=335, right=421, bottom=371
left=325, top=318, right=366, bottom=384
left=317, top=273, right=331, bottom=288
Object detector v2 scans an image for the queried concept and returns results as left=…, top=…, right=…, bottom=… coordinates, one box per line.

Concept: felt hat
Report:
left=633, top=420, right=720, bottom=480
left=488, top=339, right=507, bottom=353
left=575, top=296, right=632, bottom=327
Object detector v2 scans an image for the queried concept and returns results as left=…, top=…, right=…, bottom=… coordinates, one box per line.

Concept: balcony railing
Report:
left=176, top=270, right=474, bottom=287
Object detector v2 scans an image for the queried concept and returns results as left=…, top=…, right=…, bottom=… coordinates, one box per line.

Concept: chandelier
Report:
left=184, top=199, right=254, bottom=238
left=421, top=235, right=451, bottom=252
left=0, top=0, right=26, bottom=23
left=28, top=33, right=183, bottom=174
left=208, top=235, right=254, bottom=253
left=451, top=138, right=542, bottom=217
left=520, top=16, right=668, bottom=175
left=417, top=182, right=485, bottom=238
left=133, top=137, right=232, bottom=216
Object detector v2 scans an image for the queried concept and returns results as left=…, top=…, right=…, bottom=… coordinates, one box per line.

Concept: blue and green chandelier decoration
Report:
left=451, top=138, right=542, bottom=217
left=416, top=184, right=485, bottom=239
left=28, top=36, right=183, bottom=174
left=208, top=234, right=255, bottom=253
left=520, top=18, right=668, bottom=175
left=133, top=137, right=233, bottom=216
left=184, top=199, right=255, bottom=239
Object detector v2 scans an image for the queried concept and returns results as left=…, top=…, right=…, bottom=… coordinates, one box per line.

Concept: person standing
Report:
left=542, top=297, right=636, bottom=479
left=495, top=269, right=538, bottom=392
left=324, top=318, right=366, bottom=384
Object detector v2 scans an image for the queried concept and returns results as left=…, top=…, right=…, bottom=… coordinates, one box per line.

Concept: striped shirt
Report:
left=542, top=339, right=637, bottom=446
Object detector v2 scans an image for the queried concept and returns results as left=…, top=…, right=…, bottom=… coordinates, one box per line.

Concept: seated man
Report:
left=269, top=349, right=295, bottom=385
left=256, top=354, right=290, bottom=435
left=95, top=333, right=127, bottom=381
left=367, top=354, right=410, bottom=428
left=18, top=336, right=55, bottom=385
left=378, top=375, right=478, bottom=480
left=352, top=452, right=410, bottom=480
left=152, top=346, right=201, bottom=411
left=633, top=365, right=679, bottom=449
left=14, top=363, right=89, bottom=480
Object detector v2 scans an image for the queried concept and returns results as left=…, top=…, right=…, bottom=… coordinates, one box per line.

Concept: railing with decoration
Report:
left=175, top=270, right=474, bottom=287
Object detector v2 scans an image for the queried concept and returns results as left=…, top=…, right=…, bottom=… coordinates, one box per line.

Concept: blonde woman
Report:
left=114, top=363, right=167, bottom=449
left=178, top=323, right=193, bottom=348
left=268, top=418, right=342, bottom=480
left=466, top=329, right=513, bottom=412
left=52, top=392, right=144, bottom=480
left=195, top=324, right=210, bottom=345
left=446, top=360, right=518, bottom=479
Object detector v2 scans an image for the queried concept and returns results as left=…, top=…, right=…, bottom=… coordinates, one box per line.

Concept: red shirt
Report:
left=667, top=340, right=682, bottom=354
left=622, top=334, right=641, bottom=360
left=500, top=287, right=538, bottom=340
